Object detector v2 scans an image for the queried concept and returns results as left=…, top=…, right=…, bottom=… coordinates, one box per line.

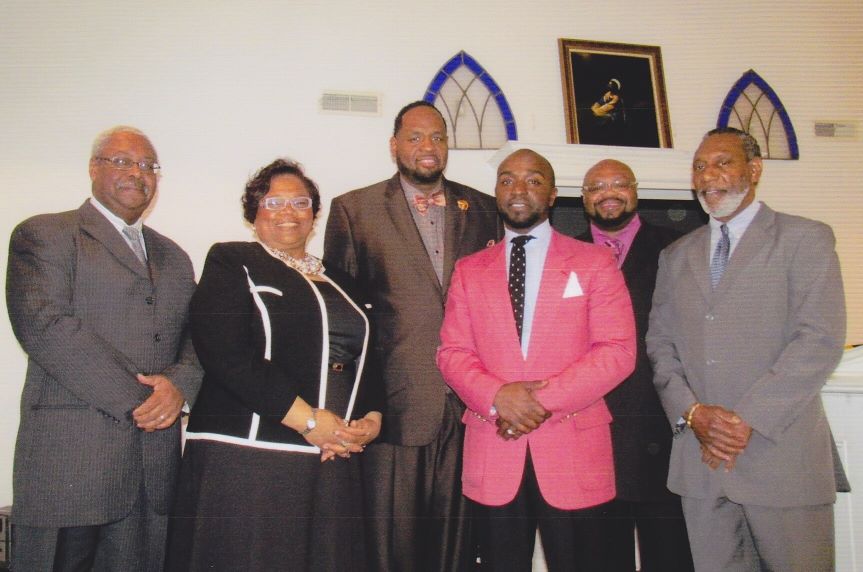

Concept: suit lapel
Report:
left=142, top=227, right=160, bottom=284
left=685, top=226, right=712, bottom=303
left=382, top=175, right=442, bottom=294
left=713, top=205, right=775, bottom=297
left=477, top=243, right=524, bottom=368
left=78, top=201, right=150, bottom=280
left=443, top=180, right=468, bottom=288
left=526, top=233, right=573, bottom=363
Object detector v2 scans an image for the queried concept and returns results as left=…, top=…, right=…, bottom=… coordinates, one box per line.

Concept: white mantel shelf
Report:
left=489, top=141, right=695, bottom=200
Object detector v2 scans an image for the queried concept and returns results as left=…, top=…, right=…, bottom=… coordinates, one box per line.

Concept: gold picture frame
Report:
left=559, top=38, right=673, bottom=148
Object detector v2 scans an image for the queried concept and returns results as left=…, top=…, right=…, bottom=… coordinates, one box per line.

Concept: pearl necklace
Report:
left=261, top=243, right=323, bottom=275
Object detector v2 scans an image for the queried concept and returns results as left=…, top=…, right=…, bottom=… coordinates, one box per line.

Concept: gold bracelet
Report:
left=686, top=403, right=701, bottom=427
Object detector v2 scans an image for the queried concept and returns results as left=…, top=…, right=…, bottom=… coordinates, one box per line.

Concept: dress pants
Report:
left=12, top=486, right=167, bottom=572
left=471, top=449, right=622, bottom=572
left=362, top=392, right=474, bottom=572
left=682, top=495, right=834, bottom=572
left=594, top=497, right=694, bottom=572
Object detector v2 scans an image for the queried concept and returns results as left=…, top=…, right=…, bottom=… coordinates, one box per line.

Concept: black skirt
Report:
left=165, top=438, right=366, bottom=572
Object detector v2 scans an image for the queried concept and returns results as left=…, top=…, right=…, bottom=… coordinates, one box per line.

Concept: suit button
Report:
left=145, top=296, right=154, bottom=305
left=647, top=442, right=660, bottom=455
left=154, top=334, right=161, bottom=342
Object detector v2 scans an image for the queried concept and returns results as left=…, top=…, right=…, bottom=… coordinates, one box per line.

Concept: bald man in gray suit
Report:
left=6, top=126, right=201, bottom=571
left=647, top=127, right=845, bottom=571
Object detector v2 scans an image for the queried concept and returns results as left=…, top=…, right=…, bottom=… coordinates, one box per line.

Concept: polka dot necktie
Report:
left=509, top=235, right=535, bottom=341
left=710, top=224, right=730, bottom=289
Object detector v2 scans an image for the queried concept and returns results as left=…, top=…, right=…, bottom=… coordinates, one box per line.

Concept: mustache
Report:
left=116, top=180, right=151, bottom=195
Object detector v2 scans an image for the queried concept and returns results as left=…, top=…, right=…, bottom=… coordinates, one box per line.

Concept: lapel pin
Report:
left=457, top=199, right=469, bottom=211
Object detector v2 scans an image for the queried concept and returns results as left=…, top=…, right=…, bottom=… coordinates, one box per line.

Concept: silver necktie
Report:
left=122, top=225, right=147, bottom=265
left=710, top=224, right=730, bottom=288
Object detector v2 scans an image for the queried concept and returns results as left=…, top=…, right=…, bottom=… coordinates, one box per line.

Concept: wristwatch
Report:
left=300, top=408, right=318, bottom=436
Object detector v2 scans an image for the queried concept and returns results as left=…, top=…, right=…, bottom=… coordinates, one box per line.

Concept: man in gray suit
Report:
left=6, top=126, right=201, bottom=571
left=324, top=101, right=500, bottom=571
left=647, top=127, right=846, bottom=571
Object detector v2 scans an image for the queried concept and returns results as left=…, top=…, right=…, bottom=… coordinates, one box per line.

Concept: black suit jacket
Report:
left=185, top=242, right=382, bottom=451
left=578, top=220, right=681, bottom=502
left=324, top=174, right=500, bottom=445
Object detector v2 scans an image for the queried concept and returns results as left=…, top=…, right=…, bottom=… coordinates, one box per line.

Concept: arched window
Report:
left=424, top=51, right=517, bottom=149
left=717, top=69, right=799, bottom=159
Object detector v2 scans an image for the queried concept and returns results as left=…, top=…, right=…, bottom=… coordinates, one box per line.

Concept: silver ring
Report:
left=339, top=440, right=348, bottom=448
left=506, top=428, right=516, bottom=435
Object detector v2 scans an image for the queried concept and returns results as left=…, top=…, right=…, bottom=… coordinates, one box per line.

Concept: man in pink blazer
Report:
left=437, top=149, right=637, bottom=571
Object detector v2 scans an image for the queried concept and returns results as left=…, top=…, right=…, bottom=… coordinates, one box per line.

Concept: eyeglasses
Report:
left=259, top=196, right=313, bottom=211
left=582, top=180, right=637, bottom=194
left=94, top=156, right=161, bottom=173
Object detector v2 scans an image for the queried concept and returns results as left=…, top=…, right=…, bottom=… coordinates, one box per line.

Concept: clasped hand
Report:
left=303, top=409, right=382, bottom=463
left=132, top=374, right=185, bottom=432
left=493, top=380, right=550, bottom=440
left=689, top=404, right=752, bottom=471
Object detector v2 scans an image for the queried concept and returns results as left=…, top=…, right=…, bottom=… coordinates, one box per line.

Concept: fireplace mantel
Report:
left=489, top=141, right=695, bottom=200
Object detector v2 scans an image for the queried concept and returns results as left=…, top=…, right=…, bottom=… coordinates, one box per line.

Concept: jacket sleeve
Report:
left=160, top=328, right=203, bottom=408
left=6, top=217, right=149, bottom=423
left=190, top=245, right=300, bottom=418
left=436, top=261, right=508, bottom=417
left=646, top=249, right=699, bottom=424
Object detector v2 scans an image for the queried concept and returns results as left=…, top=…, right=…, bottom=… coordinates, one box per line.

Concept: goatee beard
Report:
left=500, top=210, right=541, bottom=230
left=397, top=158, right=443, bottom=186
left=697, top=188, right=748, bottom=219
left=589, top=210, right=635, bottom=231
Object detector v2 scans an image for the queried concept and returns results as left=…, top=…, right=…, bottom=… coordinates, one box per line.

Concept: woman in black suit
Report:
left=167, top=159, right=382, bottom=571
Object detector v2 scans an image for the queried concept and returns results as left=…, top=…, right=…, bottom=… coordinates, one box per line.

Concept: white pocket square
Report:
left=563, top=272, right=583, bottom=298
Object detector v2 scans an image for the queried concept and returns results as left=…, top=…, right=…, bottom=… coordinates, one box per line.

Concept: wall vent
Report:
left=320, top=92, right=381, bottom=115
left=814, top=121, right=857, bottom=139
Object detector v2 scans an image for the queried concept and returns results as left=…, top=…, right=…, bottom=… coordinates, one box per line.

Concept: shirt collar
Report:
left=709, top=200, right=761, bottom=238
left=505, top=219, right=552, bottom=247
left=400, top=175, right=443, bottom=200
left=89, top=197, right=143, bottom=233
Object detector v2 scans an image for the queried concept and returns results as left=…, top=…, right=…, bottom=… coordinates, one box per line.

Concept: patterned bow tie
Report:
left=413, top=191, right=446, bottom=215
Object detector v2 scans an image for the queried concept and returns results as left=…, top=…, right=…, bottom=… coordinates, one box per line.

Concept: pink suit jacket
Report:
left=437, top=230, right=636, bottom=510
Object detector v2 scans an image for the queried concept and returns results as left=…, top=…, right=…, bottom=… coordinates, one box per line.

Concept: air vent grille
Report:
left=321, top=92, right=380, bottom=115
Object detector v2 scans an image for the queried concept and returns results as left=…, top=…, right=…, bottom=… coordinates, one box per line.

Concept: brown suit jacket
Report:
left=324, top=174, right=500, bottom=445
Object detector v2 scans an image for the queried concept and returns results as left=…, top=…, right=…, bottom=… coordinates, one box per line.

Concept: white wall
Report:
left=1, top=0, right=861, bottom=507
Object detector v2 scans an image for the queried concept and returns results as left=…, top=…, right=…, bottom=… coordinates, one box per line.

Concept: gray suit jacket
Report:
left=6, top=200, right=201, bottom=527
left=324, top=174, right=500, bottom=446
left=646, top=204, right=846, bottom=507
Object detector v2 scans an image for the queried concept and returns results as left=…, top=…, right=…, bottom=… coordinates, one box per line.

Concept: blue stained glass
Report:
left=424, top=50, right=518, bottom=145
left=718, top=69, right=798, bottom=160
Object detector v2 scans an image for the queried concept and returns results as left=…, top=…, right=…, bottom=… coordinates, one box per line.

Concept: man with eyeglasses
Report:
left=6, top=125, right=201, bottom=571
left=576, top=159, right=694, bottom=571
left=324, top=101, right=500, bottom=572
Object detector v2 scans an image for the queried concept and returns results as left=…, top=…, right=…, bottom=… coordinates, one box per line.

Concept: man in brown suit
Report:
left=324, top=101, right=500, bottom=572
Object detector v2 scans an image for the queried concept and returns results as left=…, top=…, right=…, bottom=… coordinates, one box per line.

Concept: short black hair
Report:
left=242, top=159, right=321, bottom=223
left=393, top=101, right=446, bottom=137
left=705, top=127, right=762, bottom=161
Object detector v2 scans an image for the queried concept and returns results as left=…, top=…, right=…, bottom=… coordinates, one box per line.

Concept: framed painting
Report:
left=559, top=39, right=672, bottom=148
